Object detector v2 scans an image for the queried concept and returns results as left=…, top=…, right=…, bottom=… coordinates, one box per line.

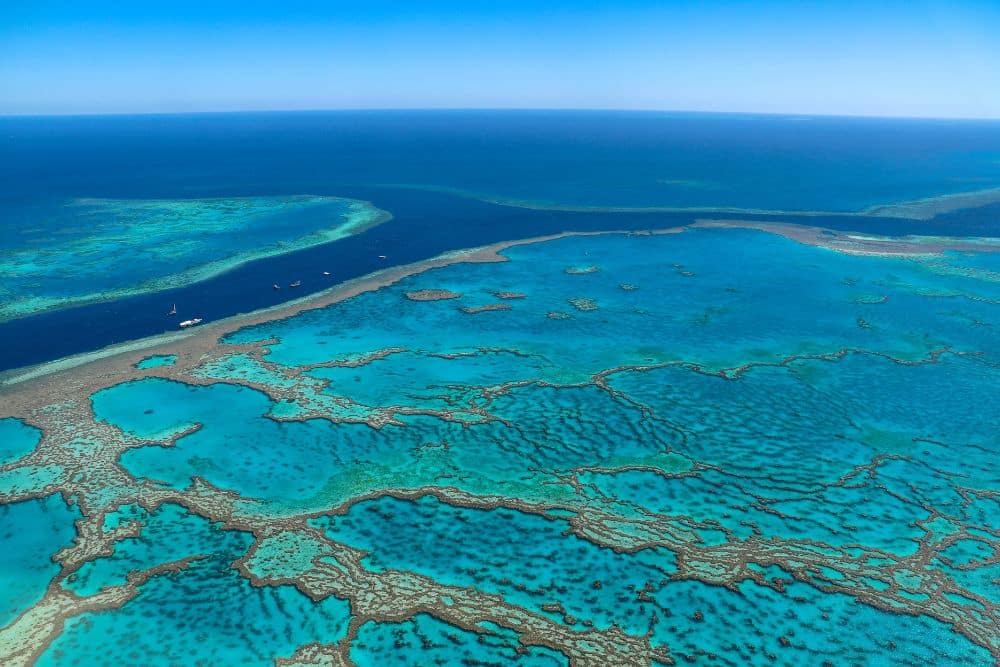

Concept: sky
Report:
left=2, top=0, right=1000, bottom=118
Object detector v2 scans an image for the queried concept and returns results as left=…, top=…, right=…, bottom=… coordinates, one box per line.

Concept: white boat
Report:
left=289, top=280, right=302, bottom=288
left=322, top=271, right=331, bottom=276
left=179, top=318, right=202, bottom=328
left=168, top=304, right=177, bottom=315
left=378, top=255, right=387, bottom=259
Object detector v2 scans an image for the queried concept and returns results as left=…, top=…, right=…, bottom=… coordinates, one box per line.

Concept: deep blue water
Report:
left=2, top=110, right=1000, bottom=371
left=5, top=111, right=1000, bottom=210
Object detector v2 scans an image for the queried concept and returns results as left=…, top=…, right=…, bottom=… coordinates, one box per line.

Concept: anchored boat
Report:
left=179, top=318, right=202, bottom=328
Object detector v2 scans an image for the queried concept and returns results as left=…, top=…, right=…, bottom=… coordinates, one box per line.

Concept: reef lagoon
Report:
left=0, top=195, right=387, bottom=322
left=0, top=111, right=999, bottom=666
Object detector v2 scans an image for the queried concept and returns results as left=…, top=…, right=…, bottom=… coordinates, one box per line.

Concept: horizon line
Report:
left=3, top=106, right=1000, bottom=123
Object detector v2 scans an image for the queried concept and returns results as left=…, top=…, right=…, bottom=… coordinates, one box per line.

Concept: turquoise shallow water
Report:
left=0, top=195, right=384, bottom=322
left=321, top=496, right=986, bottom=666
left=351, top=614, right=569, bottom=666
left=0, top=495, right=79, bottom=628
left=101, top=379, right=362, bottom=502
left=228, top=229, right=1000, bottom=372
left=1, top=220, right=998, bottom=663
left=39, top=504, right=351, bottom=667
left=0, top=418, right=41, bottom=465
left=316, top=496, right=678, bottom=636
left=134, top=354, right=177, bottom=369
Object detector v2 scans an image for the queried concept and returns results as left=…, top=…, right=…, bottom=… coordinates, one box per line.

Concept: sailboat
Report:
left=168, top=304, right=177, bottom=316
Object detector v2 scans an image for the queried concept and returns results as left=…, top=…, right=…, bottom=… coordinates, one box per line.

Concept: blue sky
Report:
left=2, top=0, right=999, bottom=118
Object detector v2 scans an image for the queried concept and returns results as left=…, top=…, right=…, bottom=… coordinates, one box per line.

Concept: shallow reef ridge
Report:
left=0, top=195, right=389, bottom=322
left=0, top=225, right=998, bottom=666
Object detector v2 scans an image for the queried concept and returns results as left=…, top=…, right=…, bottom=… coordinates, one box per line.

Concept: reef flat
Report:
left=0, top=224, right=997, bottom=666
left=863, top=187, right=1000, bottom=220
left=0, top=196, right=389, bottom=322
left=380, top=182, right=1000, bottom=225
left=692, top=219, right=1000, bottom=256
